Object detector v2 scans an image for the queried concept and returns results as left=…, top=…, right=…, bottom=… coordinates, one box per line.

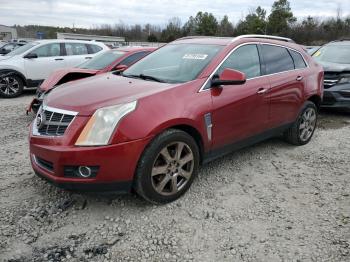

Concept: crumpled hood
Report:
left=45, top=73, right=176, bottom=116
left=40, top=67, right=99, bottom=91
left=318, top=61, right=350, bottom=73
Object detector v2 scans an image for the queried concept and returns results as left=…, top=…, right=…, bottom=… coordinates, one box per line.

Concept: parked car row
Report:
left=1, top=37, right=348, bottom=112
left=0, top=39, right=109, bottom=97
left=26, top=46, right=156, bottom=113
left=28, top=35, right=323, bottom=204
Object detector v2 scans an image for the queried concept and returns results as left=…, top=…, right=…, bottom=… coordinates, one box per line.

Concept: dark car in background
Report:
left=312, top=40, right=350, bottom=110
left=0, top=42, right=26, bottom=55
left=27, top=46, right=156, bottom=113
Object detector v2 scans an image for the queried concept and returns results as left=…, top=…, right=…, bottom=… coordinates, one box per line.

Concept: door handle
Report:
left=257, top=88, right=268, bottom=94
left=85, top=57, right=92, bottom=59
left=296, top=76, right=303, bottom=81
left=54, top=58, right=64, bottom=61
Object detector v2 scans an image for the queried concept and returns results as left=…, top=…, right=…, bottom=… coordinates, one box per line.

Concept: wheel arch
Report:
left=307, top=94, right=322, bottom=110
left=0, top=69, right=27, bottom=86
left=147, top=120, right=206, bottom=164
left=169, top=124, right=205, bottom=163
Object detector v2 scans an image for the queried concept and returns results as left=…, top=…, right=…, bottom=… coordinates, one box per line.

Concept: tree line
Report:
left=14, top=0, right=350, bottom=45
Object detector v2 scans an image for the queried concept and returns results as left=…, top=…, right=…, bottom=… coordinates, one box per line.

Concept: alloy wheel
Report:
left=151, top=142, right=194, bottom=196
left=299, top=107, right=317, bottom=142
left=0, top=76, right=20, bottom=96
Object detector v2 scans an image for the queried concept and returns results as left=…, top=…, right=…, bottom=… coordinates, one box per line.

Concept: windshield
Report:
left=5, top=43, right=38, bottom=56
left=0, top=42, right=7, bottom=48
left=79, top=50, right=126, bottom=70
left=312, top=44, right=350, bottom=64
left=123, top=44, right=223, bottom=83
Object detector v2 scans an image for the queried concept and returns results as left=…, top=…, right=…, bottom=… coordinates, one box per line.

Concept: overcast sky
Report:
left=0, top=0, right=349, bottom=28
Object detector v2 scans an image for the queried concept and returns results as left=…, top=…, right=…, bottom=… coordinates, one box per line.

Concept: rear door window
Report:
left=261, top=45, right=294, bottom=74
left=65, top=43, right=89, bottom=56
left=289, top=50, right=307, bottom=69
left=217, top=44, right=261, bottom=79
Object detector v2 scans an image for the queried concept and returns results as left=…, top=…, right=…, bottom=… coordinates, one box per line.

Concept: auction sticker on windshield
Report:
left=313, top=50, right=321, bottom=57
left=183, top=54, right=208, bottom=60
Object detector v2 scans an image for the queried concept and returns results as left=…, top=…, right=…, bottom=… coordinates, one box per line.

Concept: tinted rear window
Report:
left=120, top=51, right=150, bottom=66
left=289, top=50, right=307, bottom=69
left=261, top=45, right=294, bottom=74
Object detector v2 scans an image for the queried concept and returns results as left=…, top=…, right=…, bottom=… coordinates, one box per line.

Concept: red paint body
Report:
left=29, top=37, right=323, bottom=190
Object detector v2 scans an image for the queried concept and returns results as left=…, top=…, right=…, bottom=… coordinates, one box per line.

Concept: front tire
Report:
left=134, top=129, right=200, bottom=204
left=284, top=101, right=318, bottom=145
left=0, top=74, right=24, bottom=98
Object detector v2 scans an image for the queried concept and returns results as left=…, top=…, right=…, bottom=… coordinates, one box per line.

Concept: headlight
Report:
left=38, top=92, right=46, bottom=101
left=75, top=101, right=137, bottom=146
left=338, top=76, right=350, bottom=84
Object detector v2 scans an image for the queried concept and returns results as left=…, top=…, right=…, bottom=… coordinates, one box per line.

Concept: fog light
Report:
left=64, top=165, right=99, bottom=178
left=78, top=166, right=92, bottom=178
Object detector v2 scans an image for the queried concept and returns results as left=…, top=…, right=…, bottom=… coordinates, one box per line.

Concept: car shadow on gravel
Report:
left=318, top=109, right=350, bottom=130
left=32, top=137, right=290, bottom=210
left=33, top=178, right=152, bottom=209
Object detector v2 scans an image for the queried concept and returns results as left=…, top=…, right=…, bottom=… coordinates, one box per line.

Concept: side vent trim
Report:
left=204, top=113, right=213, bottom=142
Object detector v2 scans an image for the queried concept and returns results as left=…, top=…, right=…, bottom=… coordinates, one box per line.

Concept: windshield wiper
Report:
left=123, top=73, right=166, bottom=83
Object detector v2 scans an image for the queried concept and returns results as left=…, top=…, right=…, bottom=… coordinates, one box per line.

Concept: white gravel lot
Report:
left=0, top=92, right=349, bottom=262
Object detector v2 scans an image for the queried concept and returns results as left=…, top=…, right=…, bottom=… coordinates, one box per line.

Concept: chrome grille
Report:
left=324, top=72, right=340, bottom=89
left=33, top=106, right=77, bottom=136
left=324, top=79, right=339, bottom=88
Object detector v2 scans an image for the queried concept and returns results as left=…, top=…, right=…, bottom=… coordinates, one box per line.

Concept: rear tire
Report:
left=284, top=101, right=318, bottom=145
left=134, top=129, right=200, bottom=204
left=0, top=74, right=24, bottom=98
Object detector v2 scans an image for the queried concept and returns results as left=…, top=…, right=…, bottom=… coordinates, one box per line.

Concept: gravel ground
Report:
left=0, top=92, right=349, bottom=262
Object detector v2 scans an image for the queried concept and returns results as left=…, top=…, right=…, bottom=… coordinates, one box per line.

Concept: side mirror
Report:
left=114, top=64, right=128, bottom=72
left=24, top=53, right=38, bottom=59
left=211, top=68, right=246, bottom=87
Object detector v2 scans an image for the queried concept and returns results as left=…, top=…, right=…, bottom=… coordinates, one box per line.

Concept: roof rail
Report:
left=175, top=36, right=233, bottom=41
left=175, top=34, right=295, bottom=43
left=330, top=38, right=350, bottom=42
left=235, top=34, right=295, bottom=43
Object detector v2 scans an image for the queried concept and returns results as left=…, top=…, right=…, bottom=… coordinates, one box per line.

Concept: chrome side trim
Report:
left=32, top=154, right=45, bottom=170
left=204, top=113, right=213, bottom=142
left=32, top=154, right=38, bottom=165
left=198, top=42, right=309, bottom=92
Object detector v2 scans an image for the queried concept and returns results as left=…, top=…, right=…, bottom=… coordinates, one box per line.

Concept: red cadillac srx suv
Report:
left=29, top=35, right=324, bottom=204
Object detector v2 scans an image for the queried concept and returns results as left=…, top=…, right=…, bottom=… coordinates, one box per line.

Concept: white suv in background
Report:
left=0, top=39, right=108, bottom=98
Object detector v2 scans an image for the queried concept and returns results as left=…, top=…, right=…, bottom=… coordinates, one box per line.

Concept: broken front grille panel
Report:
left=324, top=72, right=341, bottom=89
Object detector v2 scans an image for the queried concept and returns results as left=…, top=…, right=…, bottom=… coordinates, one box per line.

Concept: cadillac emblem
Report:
left=36, top=113, right=45, bottom=129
